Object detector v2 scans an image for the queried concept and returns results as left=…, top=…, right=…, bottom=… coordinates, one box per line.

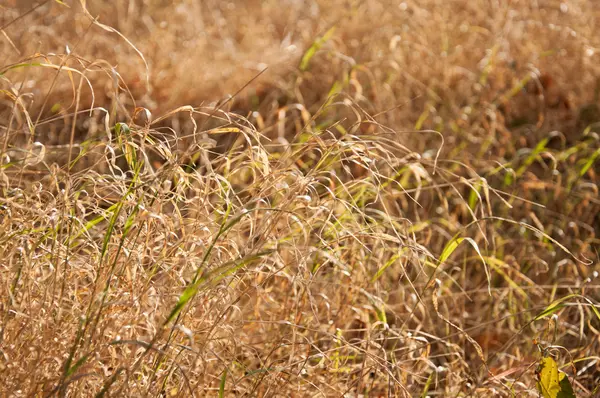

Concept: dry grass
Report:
left=1, top=0, right=599, bottom=396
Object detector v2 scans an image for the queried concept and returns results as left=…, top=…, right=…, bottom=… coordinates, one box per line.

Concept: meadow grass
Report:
left=0, top=1, right=599, bottom=396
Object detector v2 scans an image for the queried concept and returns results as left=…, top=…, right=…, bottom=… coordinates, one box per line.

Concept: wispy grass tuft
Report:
left=0, top=1, right=599, bottom=396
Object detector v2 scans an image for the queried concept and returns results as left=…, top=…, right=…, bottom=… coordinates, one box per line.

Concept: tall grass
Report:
left=0, top=1, right=599, bottom=396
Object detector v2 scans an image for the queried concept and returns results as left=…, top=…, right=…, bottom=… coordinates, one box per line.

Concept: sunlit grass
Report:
left=0, top=1, right=599, bottom=396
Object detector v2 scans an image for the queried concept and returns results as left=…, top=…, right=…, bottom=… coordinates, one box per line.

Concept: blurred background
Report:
left=3, top=0, right=598, bottom=139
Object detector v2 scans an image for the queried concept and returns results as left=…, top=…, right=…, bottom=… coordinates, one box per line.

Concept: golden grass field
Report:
left=1, top=0, right=599, bottom=396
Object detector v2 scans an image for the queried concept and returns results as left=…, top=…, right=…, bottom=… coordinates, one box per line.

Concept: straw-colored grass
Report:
left=1, top=1, right=599, bottom=396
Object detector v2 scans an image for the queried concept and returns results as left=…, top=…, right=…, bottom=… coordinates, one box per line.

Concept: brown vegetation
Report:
left=0, top=0, right=599, bottom=396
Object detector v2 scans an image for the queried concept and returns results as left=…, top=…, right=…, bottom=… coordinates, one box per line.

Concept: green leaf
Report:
left=219, top=368, right=227, bottom=398
left=361, top=289, right=387, bottom=325
left=439, top=237, right=462, bottom=264
left=420, top=371, right=434, bottom=398
left=534, top=293, right=600, bottom=323
left=371, top=252, right=403, bottom=282
left=166, top=283, right=200, bottom=324
left=578, top=147, right=600, bottom=177
left=438, top=236, right=491, bottom=294
left=299, top=26, right=336, bottom=71
left=535, top=302, right=568, bottom=321
left=414, top=106, right=430, bottom=130
left=114, top=122, right=130, bottom=136
left=536, top=356, right=575, bottom=398
left=516, top=137, right=549, bottom=177
left=468, top=180, right=482, bottom=210
left=65, top=353, right=90, bottom=378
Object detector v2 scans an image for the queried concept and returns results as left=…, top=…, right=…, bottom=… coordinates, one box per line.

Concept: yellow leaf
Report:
left=536, top=356, right=575, bottom=398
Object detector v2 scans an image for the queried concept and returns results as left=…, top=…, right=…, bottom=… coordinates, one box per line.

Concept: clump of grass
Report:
left=1, top=1, right=599, bottom=396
